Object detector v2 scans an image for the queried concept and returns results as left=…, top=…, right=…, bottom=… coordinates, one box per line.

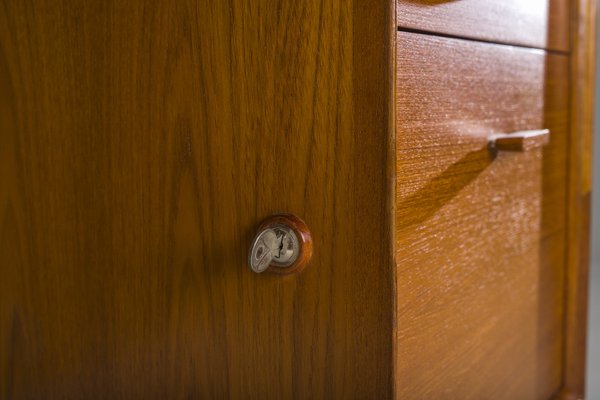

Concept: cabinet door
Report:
left=395, top=32, right=568, bottom=399
left=0, top=2, right=393, bottom=398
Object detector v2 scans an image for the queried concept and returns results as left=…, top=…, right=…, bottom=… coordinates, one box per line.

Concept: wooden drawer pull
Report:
left=488, top=129, right=550, bottom=152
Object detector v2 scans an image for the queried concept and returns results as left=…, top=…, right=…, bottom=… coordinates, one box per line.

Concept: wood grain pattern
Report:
left=0, top=1, right=593, bottom=398
left=396, top=0, right=570, bottom=52
left=0, top=1, right=394, bottom=398
left=559, top=0, right=597, bottom=398
left=394, top=32, right=569, bottom=399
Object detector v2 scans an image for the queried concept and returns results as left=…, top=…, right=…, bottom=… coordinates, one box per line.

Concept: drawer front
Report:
left=396, top=0, right=569, bottom=52
left=395, top=32, right=568, bottom=399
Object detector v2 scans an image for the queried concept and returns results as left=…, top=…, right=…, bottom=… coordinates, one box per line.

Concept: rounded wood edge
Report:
left=255, top=213, right=313, bottom=275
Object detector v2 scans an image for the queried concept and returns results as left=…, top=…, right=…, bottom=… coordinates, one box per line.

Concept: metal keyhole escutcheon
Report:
left=248, top=214, right=312, bottom=274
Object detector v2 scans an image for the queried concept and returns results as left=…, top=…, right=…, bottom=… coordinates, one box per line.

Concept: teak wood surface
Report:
left=0, top=0, right=595, bottom=399
left=396, top=0, right=570, bottom=52
left=395, top=32, right=568, bottom=399
left=560, top=0, right=597, bottom=398
left=0, top=1, right=393, bottom=398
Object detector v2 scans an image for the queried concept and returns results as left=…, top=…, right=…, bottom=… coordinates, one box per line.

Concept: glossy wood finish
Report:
left=0, top=1, right=595, bottom=398
left=0, top=1, right=394, bottom=398
left=396, top=0, right=570, bottom=52
left=394, top=32, right=569, bottom=399
left=559, top=0, right=597, bottom=398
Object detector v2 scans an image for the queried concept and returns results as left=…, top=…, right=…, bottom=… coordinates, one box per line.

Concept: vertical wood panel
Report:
left=0, top=1, right=394, bottom=398
left=560, top=0, right=597, bottom=398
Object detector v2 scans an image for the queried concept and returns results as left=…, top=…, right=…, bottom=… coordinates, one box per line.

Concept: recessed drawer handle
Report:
left=488, top=129, right=550, bottom=152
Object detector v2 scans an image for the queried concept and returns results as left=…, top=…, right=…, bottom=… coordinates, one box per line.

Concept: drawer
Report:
left=395, top=32, right=569, bottom=399
left=396, top=0, right=569, bottom=52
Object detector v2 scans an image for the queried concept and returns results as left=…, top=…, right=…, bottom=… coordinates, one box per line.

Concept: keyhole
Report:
left=274, top=233, right=286, bottom=259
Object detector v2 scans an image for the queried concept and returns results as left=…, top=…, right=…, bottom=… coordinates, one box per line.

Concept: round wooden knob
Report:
left=248, top=214, right=312, bottom=274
